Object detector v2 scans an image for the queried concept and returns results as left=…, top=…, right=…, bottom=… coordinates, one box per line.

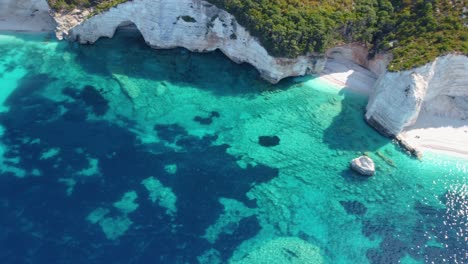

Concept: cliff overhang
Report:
left=57, top=0, right=327, bottom=84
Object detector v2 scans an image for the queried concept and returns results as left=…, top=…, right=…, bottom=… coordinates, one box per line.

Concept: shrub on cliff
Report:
left=208, top=0, right=467, bottom=71
left=48, top=0, right=92, bottom=10
left=48, top=0, right=467, bottom=71
left=47, top=0, right=127, bottom=13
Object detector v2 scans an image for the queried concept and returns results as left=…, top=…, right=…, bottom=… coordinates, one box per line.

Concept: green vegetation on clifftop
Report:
left=47, top=0, right=127, bottom=14
left=387, top=0, right=468, bottom=70
left=48, top=0, right=468, bottom=71
left=208, top=0, right=467, bottom=71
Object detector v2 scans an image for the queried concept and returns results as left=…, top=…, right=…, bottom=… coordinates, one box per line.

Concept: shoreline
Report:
left=316, top=59, right=376, bottom=96
left=399, top=114, right=468, bottom=160
left=315, top=58, right=468, bottom=161
left=0, top=28, right=466, bottom=160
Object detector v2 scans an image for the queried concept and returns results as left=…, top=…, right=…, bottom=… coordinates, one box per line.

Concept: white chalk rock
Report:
left=65, top=0, right=326, bottom=83
left=0, top=0, right=56, bottom=31
left=366, top=55, right=468, bottom=136
left=351, top=156, right=375, bottom=176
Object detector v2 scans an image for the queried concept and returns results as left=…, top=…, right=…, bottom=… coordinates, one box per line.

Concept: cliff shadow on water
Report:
left=322, top=89, right=390, bottom=152
left=67, top=26, right=282, bottom=97
left=69, top=26, right=396, bottom=154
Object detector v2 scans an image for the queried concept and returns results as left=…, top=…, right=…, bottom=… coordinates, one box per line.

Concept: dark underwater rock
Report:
left=258, top=136, right=280, bottom=147
left=193, top=111, right=220, bottom=125
left=339, top=200, right=367, bottom=216
left=80, top=85, right=109, bottom=116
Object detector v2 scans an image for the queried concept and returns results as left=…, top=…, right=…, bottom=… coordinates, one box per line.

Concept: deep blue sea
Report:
left=0, top=30, right=467, bottom=264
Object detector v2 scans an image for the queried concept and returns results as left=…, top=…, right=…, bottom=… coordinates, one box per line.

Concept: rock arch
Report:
left=66, top=0, right=325, bottom=83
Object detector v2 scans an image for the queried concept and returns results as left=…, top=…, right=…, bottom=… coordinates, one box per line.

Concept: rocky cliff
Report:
left=366, top=54, right=468, bottom=137
left=0, top=0, right=55, bottom=31
left=65, top=0, right=325, bottom=84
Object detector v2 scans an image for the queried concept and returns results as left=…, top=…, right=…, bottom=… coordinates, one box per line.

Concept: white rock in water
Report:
left=351, top=156, right=375, bottom=176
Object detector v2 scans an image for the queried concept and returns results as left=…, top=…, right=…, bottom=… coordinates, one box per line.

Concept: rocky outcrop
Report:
left=65, top=0, right=325, bottom=83
left=365, top=55, right=468, bottom=137
left=52, top=8, right=93, bottom=40
left=350, top=156, right=375, bottom=176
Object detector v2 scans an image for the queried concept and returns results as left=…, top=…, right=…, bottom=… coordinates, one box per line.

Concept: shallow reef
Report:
left=0, top=31, right=466, bottom=264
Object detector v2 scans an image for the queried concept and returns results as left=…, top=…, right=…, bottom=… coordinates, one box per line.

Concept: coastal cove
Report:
left=0, top=30, right=467, bottom=264
left=2, top=0, right=466, bottom=159
left=67, top=0, right=468, bottom=160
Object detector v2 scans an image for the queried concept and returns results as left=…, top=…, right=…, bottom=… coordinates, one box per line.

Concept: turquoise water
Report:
left=0, top=31, right=466, bottom=264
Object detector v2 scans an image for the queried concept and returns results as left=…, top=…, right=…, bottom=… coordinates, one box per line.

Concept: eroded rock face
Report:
left=365, top=55, right=468, bottom=137
left=52, top=8, right=93, bottom=39
left=65, top=0, right=326, bottom=83
left=0, top=0, right=56, bottom=31
left=326, top=44, right=392, bottom=76
left=350, top=156, right=375, bottom=176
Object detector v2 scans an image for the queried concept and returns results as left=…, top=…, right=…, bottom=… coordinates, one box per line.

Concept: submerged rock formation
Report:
left=230, top=237, right=323, bottom=264
left=258, top=136, right=280, bottom=147
left=65, top=0, right=325, bottom=84
left=366, top=55, right=468, bottom=137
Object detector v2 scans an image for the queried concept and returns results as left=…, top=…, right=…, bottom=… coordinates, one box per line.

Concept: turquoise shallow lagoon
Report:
left=0, top=31, right=467, bottom=264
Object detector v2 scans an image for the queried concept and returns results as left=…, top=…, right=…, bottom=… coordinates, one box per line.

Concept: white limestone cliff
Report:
left=65, top=0, right=325, bottom=83
left=0, top=0, right=55, bottom=31
left=366, top=54, right=468, bottom=137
